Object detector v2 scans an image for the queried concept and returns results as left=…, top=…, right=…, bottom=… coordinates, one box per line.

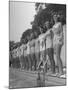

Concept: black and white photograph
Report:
left=9, top=1, right=66, bottom=89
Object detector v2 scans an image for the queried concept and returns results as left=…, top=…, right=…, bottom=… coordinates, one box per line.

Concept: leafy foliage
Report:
left=20, top=29, right=32, bottom=44
left=34, top=3, right=66, bottom=27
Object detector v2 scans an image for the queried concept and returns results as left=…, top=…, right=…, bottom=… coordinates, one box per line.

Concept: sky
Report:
left=9, top=1, right=36, bottom=42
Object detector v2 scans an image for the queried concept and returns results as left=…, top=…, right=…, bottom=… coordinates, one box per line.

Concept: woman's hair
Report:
left=57, top=15, right=61, bottom=22
left=40, top=27, right=47, bottom=34
left=43, top=20, right=52, bottom=31
left=53, top=14, right=66, bottom=25
left=32, top=26, right=41, bottom=38
left=29, top=30, right=35, bottom=41
left=58, top=15, right=66, bottom=25
left=52, top=13, right=64, bottom=24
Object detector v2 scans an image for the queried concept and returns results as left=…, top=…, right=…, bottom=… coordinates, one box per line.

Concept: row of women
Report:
left=10, top=14, right=65, bottom=77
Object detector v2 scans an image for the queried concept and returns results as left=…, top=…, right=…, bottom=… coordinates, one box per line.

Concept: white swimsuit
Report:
left=39, top=34, right=46, bottom=52
left=30, top=39, right=35, bottom=54
left=23, top=45, right=27, bottom=57
left=27, top=42, right=30, bottom=55
left=52, top=22, right=63, bottom=47
left=46, top=29, right=53, bottom=49
left=35, top=38, right=40, bottom=53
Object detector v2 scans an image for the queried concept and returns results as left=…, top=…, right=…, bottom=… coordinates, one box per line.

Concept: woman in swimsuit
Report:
left=52, top=14, right=64, bottom=76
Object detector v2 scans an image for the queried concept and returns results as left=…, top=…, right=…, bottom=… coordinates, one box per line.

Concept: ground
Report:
left=9, top=68, right=66, bottom=89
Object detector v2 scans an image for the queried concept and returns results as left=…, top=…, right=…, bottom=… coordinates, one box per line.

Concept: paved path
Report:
left=9, top=68, right=66, bottom=89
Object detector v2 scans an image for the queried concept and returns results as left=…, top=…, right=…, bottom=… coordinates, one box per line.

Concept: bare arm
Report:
left=44, top=28, right=53, bottom=41
left=59, top=23, right=64, bottom=44
left=45, top=28, right=52, bottom=37
left=37, top=60, right=43, bottom=69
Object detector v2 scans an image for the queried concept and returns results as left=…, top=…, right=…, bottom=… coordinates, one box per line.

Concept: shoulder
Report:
left=38, top=34, right=42, bottom=40
left=55, top=22, right=62, bottom=28
left=23, top=44, right=27, bottom=49
left=58, top=22, right=62, bottom=26
left=52, top=22, right=62, bottom=29
left=29, top=40, right=34, bottom=45
left=39, top=33, right=45, bottom=39
left=27, top=42, right=29, bottom=46
left=35, top=38, right=39, bottom=43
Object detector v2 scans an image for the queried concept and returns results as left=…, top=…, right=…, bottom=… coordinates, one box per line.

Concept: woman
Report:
left=38, top=27, right=48, bottom=73
left=30, top=32, right=36, bottom=71
left=34, top=30, right=40, bottom=70
left=19, top=45, right=24, bottom=70
left=43, top=21, right=55, bottom=74
left=23, top=44, right=29, bottom=70
left=52, top=14, right=64, bottom=76
left=26, top=34, right=32, bottom=71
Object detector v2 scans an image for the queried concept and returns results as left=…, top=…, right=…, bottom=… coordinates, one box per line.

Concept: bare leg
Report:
left=47, top=48, right=55, bottom=73
left=44, top=50, right=47, bottom=73
left=56, top=44, right=63, bottom=75
left=35, top=52, right=40, bottom=70
left=27, top=54, right=32, bottom=70
left=30, top=54, right=33, bottom=70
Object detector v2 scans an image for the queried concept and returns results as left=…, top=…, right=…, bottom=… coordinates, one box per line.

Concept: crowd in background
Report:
left=9, top=12, right=66, bottom=77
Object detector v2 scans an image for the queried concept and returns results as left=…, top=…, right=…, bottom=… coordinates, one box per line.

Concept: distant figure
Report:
left=9, top=52, right=12, bottom=67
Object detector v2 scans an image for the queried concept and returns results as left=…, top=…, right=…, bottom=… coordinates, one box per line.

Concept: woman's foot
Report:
left=59, top=74, right=66, bottom=78
left=56, top=73, right=64, bottom=77
left=46, top=72, right=56, bottom=76
left=50, top=72, right=58, bottom=76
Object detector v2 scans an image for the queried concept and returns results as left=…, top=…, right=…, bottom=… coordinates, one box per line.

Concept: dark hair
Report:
left=43, top=20, right=52, bottom=32
left=32, top=26, right=41, bottom=38
left=58, top=15, right=66, bottom=25
left=52, top=13, right=66, bottom=25
left=57, top=15, right=61, bottom=22
left=41, top=27, right=47, bottom=34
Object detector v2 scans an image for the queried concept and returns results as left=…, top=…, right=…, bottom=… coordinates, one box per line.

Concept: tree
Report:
left=20, top=29, right=32, bottom=44
left=32, top=3, right=66, bottom=29
left=45, top=3, right=66, bottom=25
left=9, top=40, right=21, bottom=51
